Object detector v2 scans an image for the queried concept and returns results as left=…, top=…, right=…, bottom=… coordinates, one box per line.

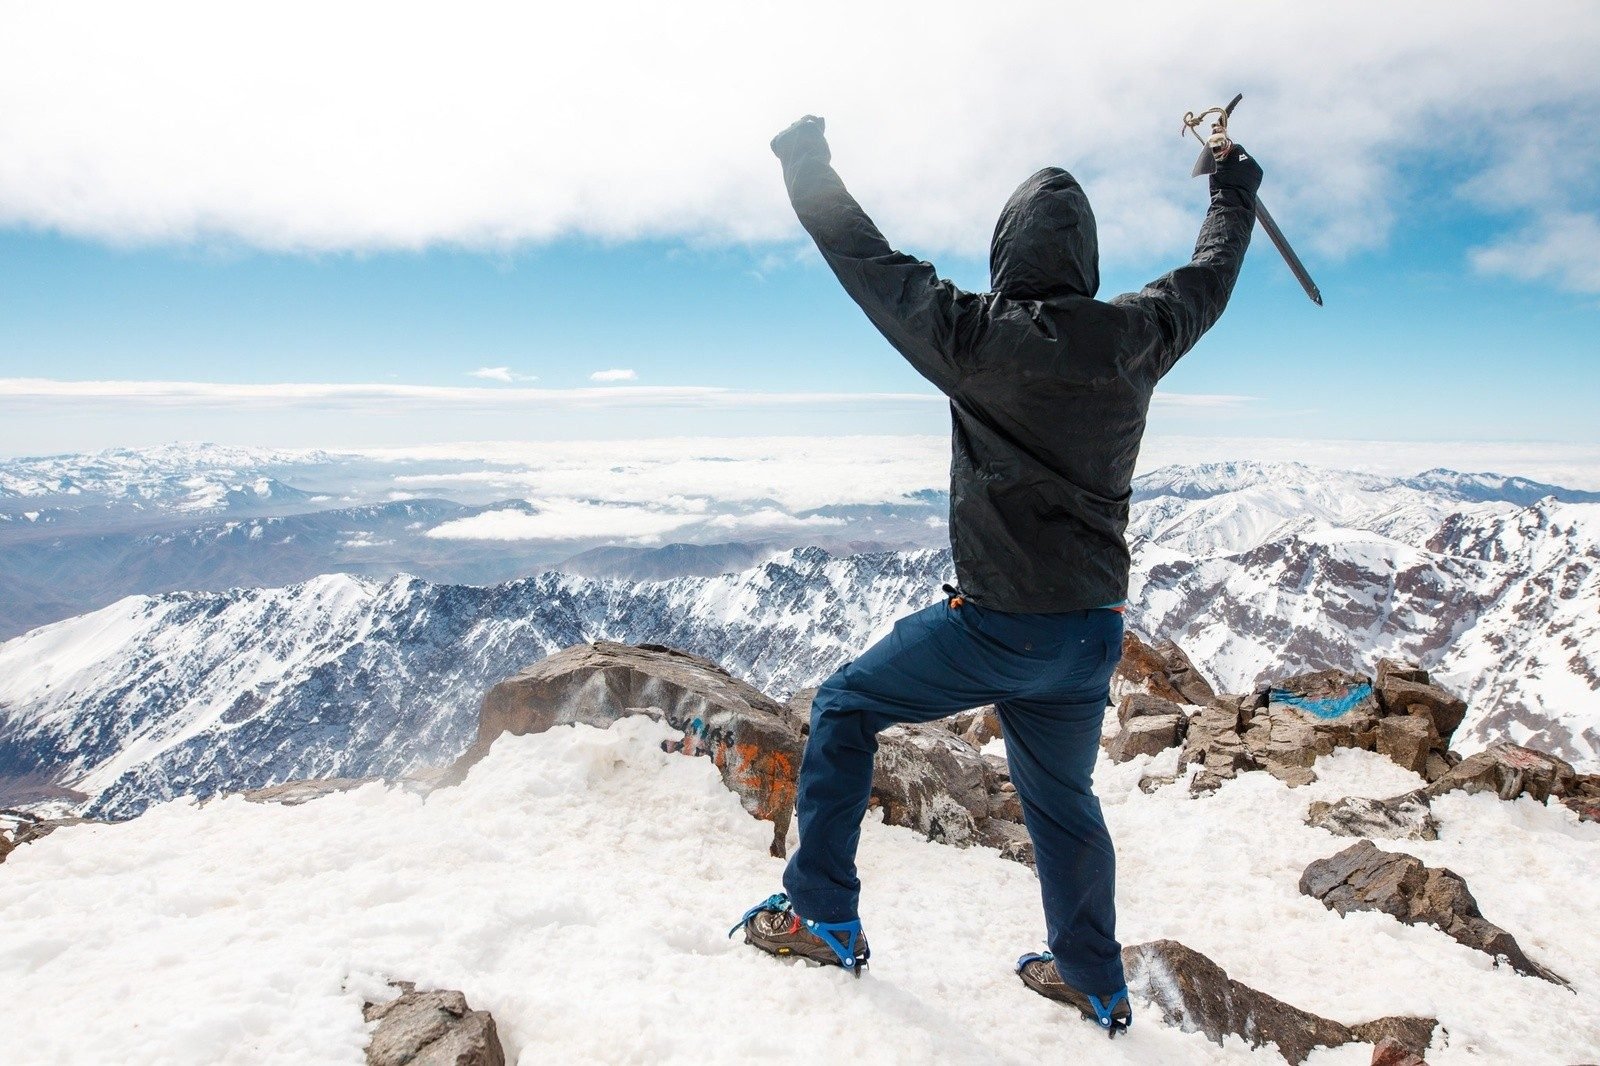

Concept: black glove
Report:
left=771, top=115, right=830, bottom=163
left=1211, top=143, right=1263, bottom=197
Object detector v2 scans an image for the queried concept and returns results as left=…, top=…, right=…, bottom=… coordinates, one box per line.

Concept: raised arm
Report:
left=770, top=116, right=987, bottom=395
left=1111, top=145, right=1263, bottom=378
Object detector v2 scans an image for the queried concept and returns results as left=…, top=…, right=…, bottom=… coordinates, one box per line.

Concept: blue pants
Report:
left=783, top=596, right=1126, bottom=995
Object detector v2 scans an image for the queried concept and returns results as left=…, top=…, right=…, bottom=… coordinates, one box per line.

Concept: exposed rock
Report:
left=1113, top=633, right=1216, bottom=706
left=1138, top=773, right=1178, bottom=794
left=1181, top=703, right=1254, bottom=793
left=1424, top=742, right=1577, bottom=805
left=1306, top=793, right=1439, bottom=841
left=0, top=829, right=12, bottom=864
left=1117, top=692, right=1186, bottom=725
left=450, top=641, right=803, bottom=857
left=1266, top=669, right=1382, bottom=750
left=364, top=986, right=505, bottom=1066
left=1563, top=795, right=1600, bottom=823
left=947, top=705, right=1002, bottom=747
left=1241, top=708, right=1327, bottom=786
left=784, top=687, right=816, bottom=737
left=975, top=817, right=1035, bottom=867
left=1108, top=714, right=1187, bottom=763
left=1300, top=840, right=1567, bottom=985
left=1375, top=716, right=1437, bottom=775
left=1122, top=938, right=1435, bottom=1064
left=1375, top=659, right=1430, bottom=689
left=240, top=777, right=375, bottom=806
left=873, top=723, right=989, bottom=844
left=1370, top=1035, right=1428, bottom=1066
left=1421, top=749, right=1460, bottom=783
left=1377, top=677, right=1467, bottom=746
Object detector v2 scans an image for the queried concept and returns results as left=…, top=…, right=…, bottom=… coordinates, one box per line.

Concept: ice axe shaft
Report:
left=1182, top=94, right=1323, bottom=306
left=1253, top=200, right=1323, bottom=306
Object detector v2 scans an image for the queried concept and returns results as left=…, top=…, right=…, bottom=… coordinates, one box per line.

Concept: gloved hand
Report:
left=1211, top=142, right=1263, bottom=197
left=771, top=115, right=830, bottom=163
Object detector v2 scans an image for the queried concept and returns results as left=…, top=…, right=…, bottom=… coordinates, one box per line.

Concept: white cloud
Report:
left=704, top=509, right=846, bottom=532
left=1470, top=212, right=1600, bottom=295
left=424, top=499, right=703, bottom=542
left=0, top=2, right=1595, bottom=271
left=0, top=378, right=935, bottom=410
left=590, top=369, right=638, bottom=383
left=468, top=367, right=538, bottom=383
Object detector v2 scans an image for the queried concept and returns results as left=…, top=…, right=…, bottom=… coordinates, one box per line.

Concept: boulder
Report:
left=364, top=986, right=505, bottom=1066
left=1113, top=633, right=1215, bottom=706
left=1307, top=793, right=1439, bottom=842
left=1424, top=742, right=1577, bottom=805
left=1375, top=659, right=1430, bottom=689
left=1117, top=692, right=1186, bottom=725
left=1563, top=795, right=1600, bottom=823
left=975, top=817, right=1035, bottom=867
left=1122, top=939, right=1435, bottom=1065
left=1300, top=840, right=1567, bottom=986
left=449, top=642, right=803, bottom=857
left=1241, top=708, right=1328, bottom=786
left=0, top=829, right=11, bottom=865
left=946, top=705, right=1003, bottom=747
left=1376, top=677, right=1467, bottom=746
left=1374, top=716, right=1437, bottom=775
left=1180, top=703, right=1253, bottom=793
left=873, top=723, right=990, bottom=844
left=1107, top=714, right=1186, bottom=763
left=1371, top=1035, right=1428, bottom=1066
left=1266, top=669, right=1382, bottom=750
left=1421, top=749, right=1460, bottom=783
left=784, top=688, right=816, bottom=737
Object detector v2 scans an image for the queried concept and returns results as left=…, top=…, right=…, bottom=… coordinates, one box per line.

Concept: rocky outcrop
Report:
left=1564, top=774, right=1600, bottom=822
left=873, top=723, right=1033, bottom=863
left=1307, top=793, right=1439, bottom=841
left=1424, top=741, right=1577, bottom=804
left=1299, top=840, right=1567, bottom=986
left=1179, top=664, right=1479, bottom=794
left=450, top=642, right=803, bottom=857
left=364, top=985, right=505, bottom=1066
left=1123, top=938, right=1435, bottom=1064
left=1112, top=633, right=1216, bottom=706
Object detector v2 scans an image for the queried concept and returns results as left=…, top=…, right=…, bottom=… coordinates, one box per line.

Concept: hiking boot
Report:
left=1016, top=951, right=1132, bottom=1037
left=729, top=893, right=870, bottom=977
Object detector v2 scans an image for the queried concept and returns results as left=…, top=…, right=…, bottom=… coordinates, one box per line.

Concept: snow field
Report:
left=1, top=718, right=1596, bottom=1064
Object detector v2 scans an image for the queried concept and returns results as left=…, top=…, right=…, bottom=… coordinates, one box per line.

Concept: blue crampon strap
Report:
left=1086, top=987, right=1131, bottom=1030
left=802, top=915, right=864, bottom=971
left=728, top=892, right=791, bottom=938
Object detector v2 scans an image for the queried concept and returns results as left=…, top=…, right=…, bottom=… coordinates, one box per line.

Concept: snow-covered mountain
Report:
left=3, top=461, right=1598, bottom=820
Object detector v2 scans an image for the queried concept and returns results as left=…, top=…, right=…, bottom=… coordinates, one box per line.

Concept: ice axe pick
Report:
left=1182, top=94, right=1323, bottom=306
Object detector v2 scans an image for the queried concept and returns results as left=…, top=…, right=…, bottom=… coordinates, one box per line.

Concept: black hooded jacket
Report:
left=773, top=118, right=1257, bottom=613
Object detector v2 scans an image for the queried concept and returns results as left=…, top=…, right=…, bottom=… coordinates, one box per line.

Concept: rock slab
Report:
left=1299, top=840, right=1567, bottom=986
left=364, top=987, right=505, bottom=1066
left=1123, top=938, right=1434, bottom=1064
left=451, top=642, right=803, bottom=857
left=1306, top=793, right=1439, bottom=842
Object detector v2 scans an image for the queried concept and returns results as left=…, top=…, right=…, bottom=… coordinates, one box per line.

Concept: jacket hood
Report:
left=989, top=168, right=1099, bottom=300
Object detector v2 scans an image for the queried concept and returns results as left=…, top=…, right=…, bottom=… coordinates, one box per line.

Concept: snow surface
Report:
left=2, top=718, right=1596, bottom=1065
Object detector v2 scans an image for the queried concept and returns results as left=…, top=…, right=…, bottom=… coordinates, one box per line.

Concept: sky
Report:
left=1, top=0, right=1598, bottom=457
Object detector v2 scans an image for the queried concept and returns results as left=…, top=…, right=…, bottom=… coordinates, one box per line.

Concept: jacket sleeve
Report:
left=773, top=125, right=987, bottom=395
left=1111, top=180, right=1256, bottom=379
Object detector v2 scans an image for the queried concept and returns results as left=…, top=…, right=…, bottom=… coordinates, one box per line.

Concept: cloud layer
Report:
left=1, top=2, right=1596, bottom=288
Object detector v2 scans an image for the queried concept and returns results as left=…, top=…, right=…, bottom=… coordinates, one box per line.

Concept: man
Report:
left=732, top=115, right=1261, bottom=1037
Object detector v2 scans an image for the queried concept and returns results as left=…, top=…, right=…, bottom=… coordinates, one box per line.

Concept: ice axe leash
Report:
left=1182, top=94, right=1324, bottom=306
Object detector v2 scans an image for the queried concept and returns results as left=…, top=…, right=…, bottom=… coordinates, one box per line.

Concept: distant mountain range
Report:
left=1, top=453, right=1597, bottom=820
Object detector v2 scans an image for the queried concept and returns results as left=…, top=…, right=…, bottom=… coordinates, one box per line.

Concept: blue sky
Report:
left=1, top=1, right=1597, bottom=455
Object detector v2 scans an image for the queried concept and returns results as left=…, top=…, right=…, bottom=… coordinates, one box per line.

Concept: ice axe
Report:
left=1183, top=94, right=1323, bottom=306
